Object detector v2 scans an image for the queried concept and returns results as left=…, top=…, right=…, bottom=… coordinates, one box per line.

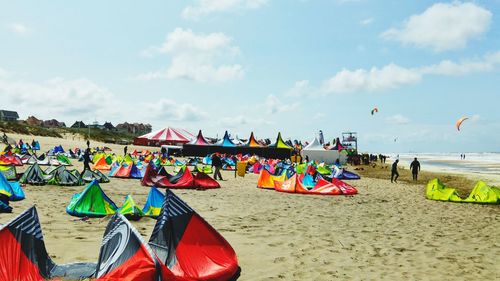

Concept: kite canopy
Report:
left=274, top=174, right=358, bottom=195
left=95, top=213, right=178, bottom=281
left=118, top=195, right=145, bottom=221
left=19, top=163, right=52, bottom=185
left=0, top=170, right=24, bottom=201
left=371, top=107, right=379, bottom=115
left=46, top=166, right=82, bottom=186
left=81, top=169, right=110, bottom=183
left=66, top=180, right=118, bottom=217
left=142, top=164, right=218, bottom=189
left=142, top=187, right=165, bottom=218
left=256, top=169, right=288, bottom=189
left=0, top=165, right=18, bottom=180
left=456, top=116, right=469, bottom=131
left=426, top=179, right=500, bottom=204
left=0, top=207, right=96, bottom=280
left=149, top=190, right=240, bottom=281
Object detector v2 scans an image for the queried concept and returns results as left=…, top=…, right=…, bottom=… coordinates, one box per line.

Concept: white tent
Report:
left=301, top=137, right=347, bottom=164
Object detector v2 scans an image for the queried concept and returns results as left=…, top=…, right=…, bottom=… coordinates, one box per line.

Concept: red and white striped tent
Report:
left=133, top=127, right=195, bottom=146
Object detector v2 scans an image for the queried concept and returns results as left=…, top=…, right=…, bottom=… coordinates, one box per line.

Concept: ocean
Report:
left=387, top=152, right=500, bottom=175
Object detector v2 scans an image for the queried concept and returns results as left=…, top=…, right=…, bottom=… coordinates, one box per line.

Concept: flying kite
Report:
left=456, top=117, right=469, bottom=131
left=371, top=107, right=379, bottom=115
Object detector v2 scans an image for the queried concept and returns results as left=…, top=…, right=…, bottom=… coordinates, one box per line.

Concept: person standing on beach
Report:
left=211, top=153, right=223, bottom=180
left=410, top=157, right=421, bottom=181
left=123, top=145, right=128, bottom=156
left=391, top=159, right=399, bottom=183
left=82, top=148, right=93, bottom=172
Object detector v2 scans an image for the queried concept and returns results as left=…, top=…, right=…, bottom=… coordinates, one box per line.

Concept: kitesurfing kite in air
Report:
left=456, top=117, right=469, bottom=131
left=371, top=107, right=379, bottom=115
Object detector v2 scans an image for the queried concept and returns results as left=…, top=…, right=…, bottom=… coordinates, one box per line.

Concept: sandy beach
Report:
left=1, top=134, right=499, bottom=280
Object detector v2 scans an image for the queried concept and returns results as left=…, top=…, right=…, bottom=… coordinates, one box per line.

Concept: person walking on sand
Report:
left=410, top=157, right=421, bottom=181
left=211, top=153, right=223, bottom=180
left=82, top=148, right=93, bottom=172
left=123, top=145, right=128, bottom=156
left=391, top=159, right=399, bottom=183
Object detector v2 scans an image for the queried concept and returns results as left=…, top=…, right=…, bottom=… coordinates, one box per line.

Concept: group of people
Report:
left=391, top=157, right=421, bottom=183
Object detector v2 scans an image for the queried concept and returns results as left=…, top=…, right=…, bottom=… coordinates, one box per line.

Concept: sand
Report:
left=1, top=133, right=499, bottom=280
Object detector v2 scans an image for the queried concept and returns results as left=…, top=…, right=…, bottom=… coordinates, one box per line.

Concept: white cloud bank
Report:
left=138, top=28, right=244, bottom=83
left=381, top=2, right=492, bottom=51
left=182, top=0, right=268, bottom=20
left=319, top=51, right=500, bottom=94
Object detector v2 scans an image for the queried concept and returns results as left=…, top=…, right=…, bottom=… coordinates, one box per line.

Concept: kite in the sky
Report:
left=371, top=107, right=379, bottom=115
left=456, top=117, right=469, bottom=131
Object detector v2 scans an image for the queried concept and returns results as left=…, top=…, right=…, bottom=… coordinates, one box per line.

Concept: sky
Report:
left=0, top=0, right=499, bottom=153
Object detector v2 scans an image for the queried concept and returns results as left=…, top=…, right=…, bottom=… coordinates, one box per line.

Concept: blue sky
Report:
left=1, top=0, right=499, bottom=152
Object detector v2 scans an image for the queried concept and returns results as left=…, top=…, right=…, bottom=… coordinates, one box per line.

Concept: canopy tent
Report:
left=245, top=132, right=262, bottom=147
left=269, top=132, right=293, bottom=149
left=301, top=137, right=347, bottom=165
left=183, top=131, right=293, bottom=159
left=134, top=127, right=195, bottom=146
left=215, top=131, right=236, bottom=147
left=188, top=130, right=211, bottom=145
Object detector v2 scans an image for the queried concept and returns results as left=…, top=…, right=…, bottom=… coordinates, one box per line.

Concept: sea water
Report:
left=386, top=152, right=500, bottom=175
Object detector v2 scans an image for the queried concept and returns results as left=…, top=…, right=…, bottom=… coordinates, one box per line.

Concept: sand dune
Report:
left=1, top=134, right=499, bottom=280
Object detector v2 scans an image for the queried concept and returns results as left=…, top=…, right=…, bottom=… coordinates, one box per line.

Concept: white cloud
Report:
left=182, top=0, right=268, bottom=20
left=322, top=63, right=422, bottom=94
left=381, top=2, right=492, bottom=51
left=286, top=80, right=311, bottom=97
left=7, top=23, right=29, bottom=34
left=0, top=74, right=114, bottom=122
left=138, top=28, right=244, bottom=83
left=265, top=94, right=298, bottom=114
left=145, top=99, right=207, bottom=122
left=420, top=51, right=500, bottom=75
left=321, top=51, right=500, bottom=94
left=360, top=17, right=373, bottom=26
left=219, top=115, right=272, bottom=128
left=385, top=114, right=410, bottom=125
